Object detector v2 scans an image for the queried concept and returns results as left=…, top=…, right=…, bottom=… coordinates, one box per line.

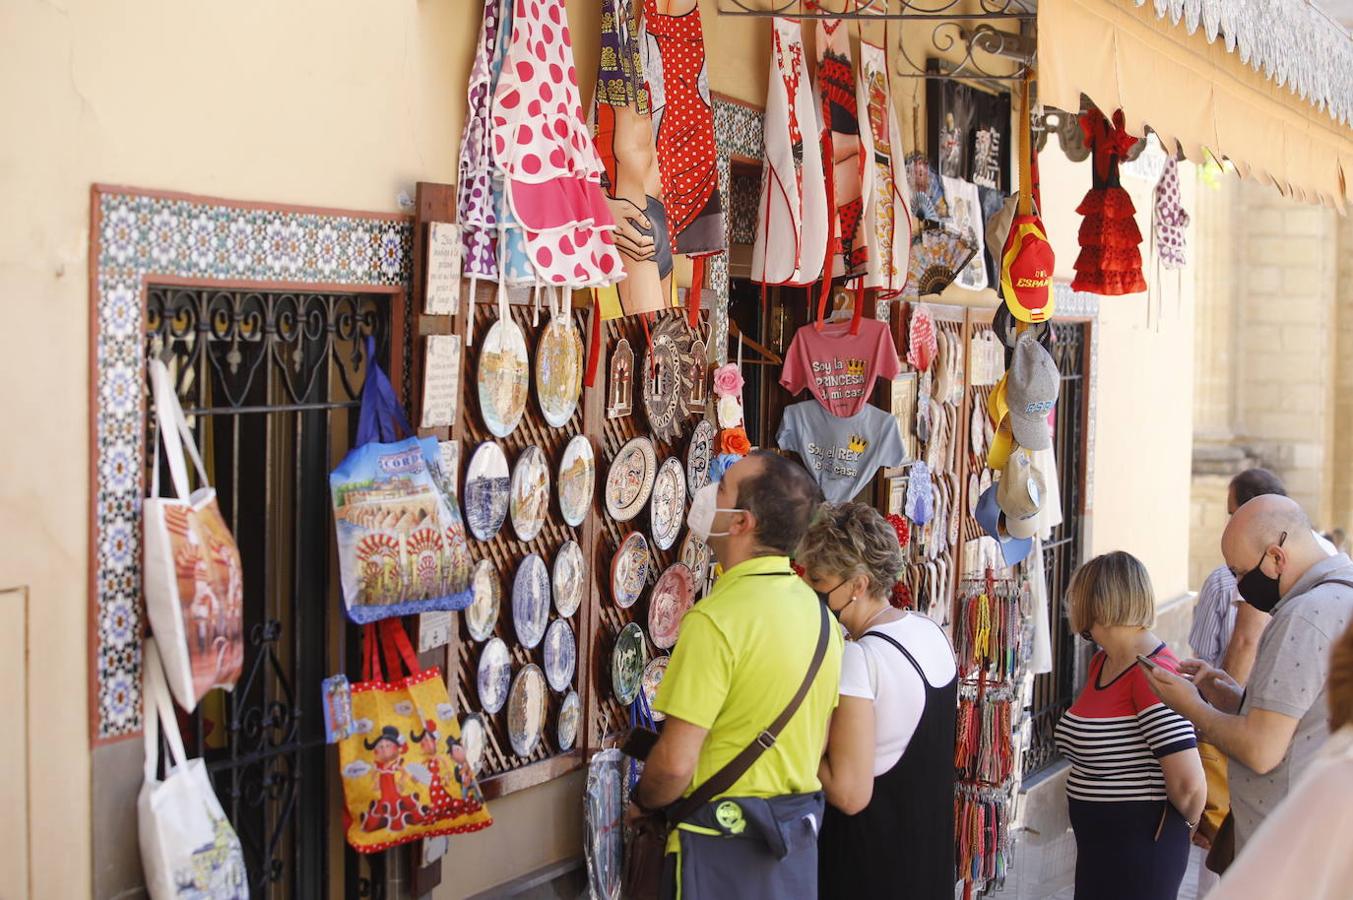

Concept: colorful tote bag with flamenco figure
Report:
left=330, top=337, right=473, bottom=623
left=339, top=619, right=493, bottom=853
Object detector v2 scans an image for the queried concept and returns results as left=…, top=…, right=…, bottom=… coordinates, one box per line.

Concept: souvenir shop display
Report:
left=512, top=553, right=551, bottom=650
left=641, top=317, right=694, bottom=443
left=907, top=225, right=978, bottom=297
left=557, top=434, right=596, bottom=528
left=649, top=456, right=686, bottom=552
left=535, top=300, right=584, bottom=427
left=998, top=80, right=1055, bottom=324
left=558, top=690, right=581, bottom=752
left=507, top=663, right=549, bottom=757
left=1071, top=107, right=1146, bottom=296
left=611, top=621, right=648, bottom=705
left=641, top=655, right=669, bottom=723
left=584, top=749, right=628, bottom=900
left=460, top=714, right=487, bottom=772
left=940, top=175, right=989, bottom=291
left=605, top=436, right=657, bottom=521
left=138, top=638, right=248, bottom=899
left=477, top=313, right=531, bottom=437
left=752, top=16, right=828, bottom=288
left=611, top=531, right=652, bottom=608
left=647, top=563, right=694, bottom=650
left=144, top=360, right=245, bottom=711
left=777, top=399, right=908, bottom=503
left=816, top=16, right=868, bottom=280
left=606, top=338, right=635, bottom=419
left=330, top=339, right=473, bottom=626
left=467, top=560, right=502, bottom=642
left=678, top=532, right=711, bottom=594
left=855, top=40, right=912, bottom=296
left=552, top=540, right=586, bottom=618
left=543, top=618, right=577, bottom=693
left=956, top=785, right=1014, bottom=889
left=339, top=619, right=492, bottom=852
left=477, top=637, right=513, bottom=715
left=685, top=419, right=716, bottom=498
left=464, top=441, right=511, bottom=541
left=510, top=445, right=550, bottom=542
left=779, top=317, right=902, bottom=417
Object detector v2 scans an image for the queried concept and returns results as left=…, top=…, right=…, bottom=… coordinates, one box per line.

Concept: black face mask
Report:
left=816, top=580, right=850, bottom=618
left=1237, top=531, right=1287, bottom=614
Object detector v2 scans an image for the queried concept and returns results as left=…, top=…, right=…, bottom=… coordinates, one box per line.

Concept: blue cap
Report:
left=975, top=483, right=1034, bottom=567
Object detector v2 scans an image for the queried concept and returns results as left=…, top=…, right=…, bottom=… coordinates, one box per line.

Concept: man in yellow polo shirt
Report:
left=633, top=451, right=843, bottom=900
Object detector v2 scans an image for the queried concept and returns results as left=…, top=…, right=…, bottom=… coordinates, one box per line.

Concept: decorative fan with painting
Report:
left=906, top=225, right=978, bottom=297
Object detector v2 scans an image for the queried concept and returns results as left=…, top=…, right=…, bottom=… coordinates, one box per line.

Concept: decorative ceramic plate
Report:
left=642, top=322, right=686, bottom=443
left=510, top=444, right=551, bottom=541
left=686, top=419, right=716, bottom=498
left=507, top=663, right=548, bottom=757
left=464, top=441, right=510, bottom=541
left=971, top=403, right=986, bottom=458
left=460, top=713, right=487, bottom=772
left=543, top=618, right=577, bottom=693
left=611, top=622, right=648, bottom=705
left=968, top=472, right=980, bottom=517
left=610, top=531, right=652, bottom=609
left=558, top=690, right=581, bottom=752
left=477, top=637, right=512, bottom=715
left=641, top=656, right=670, bottom=722
left=605, top=436, right=657, bottom=522
left=553, top=540, right=586, bottom=618
left=648, top=563, right=695, bottom=650
left=512, top=553, right=551, bottom=650
left=466, top=559, right=501, bottom=641
left=679, top=533, right=711, bottom=592
left=477, top=316, right=530, bottom=438
left=649, top=457, right=686, bottom=551
left=536, top=315, right=584, bottom=427
left=558, top=435, right=596, bottom=528
left=584, top=750, right=628, bottom=900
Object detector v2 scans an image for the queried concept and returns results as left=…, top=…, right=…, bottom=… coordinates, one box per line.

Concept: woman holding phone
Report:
left=1055, top=551, right=1206, bottom=900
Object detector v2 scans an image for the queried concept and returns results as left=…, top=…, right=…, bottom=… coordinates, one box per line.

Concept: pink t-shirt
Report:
left=780, top=319, right=903, bottom=417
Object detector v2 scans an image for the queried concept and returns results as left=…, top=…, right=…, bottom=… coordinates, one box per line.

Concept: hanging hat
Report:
left=997, top=449, right=1046, bottom=539
left=975, top=483, right=1034, bottom=567
left=1006, top=332, right=1058, bottom=451
left=986, top=375, right=1015, bottom=470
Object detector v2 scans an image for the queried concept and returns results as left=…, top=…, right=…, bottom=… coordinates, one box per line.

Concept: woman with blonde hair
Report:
left=799, top=502, right=957, bottom=899
left=1206, top=619, right=1353, bottom=898
left=1054, top=551, right=1205, bottom=900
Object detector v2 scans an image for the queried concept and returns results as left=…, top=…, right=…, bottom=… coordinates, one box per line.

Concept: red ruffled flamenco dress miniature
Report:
left=1071, top=108, right=1146, bottom=296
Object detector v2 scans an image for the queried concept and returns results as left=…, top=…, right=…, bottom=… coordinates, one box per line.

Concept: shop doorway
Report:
left=144, top=285, right=400, bottom=898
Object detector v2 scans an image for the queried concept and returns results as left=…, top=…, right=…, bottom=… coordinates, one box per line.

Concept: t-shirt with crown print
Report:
left=780, top=319, right=902, bottom=417
left=776, top=400, right=908, bottom=502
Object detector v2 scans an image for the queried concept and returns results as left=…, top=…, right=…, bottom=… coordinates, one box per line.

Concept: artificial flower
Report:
left=709, top=453, right=742, bottom=483
left=890, top=581, right=913, bottom=610
left=885, top=513, right=911, bottom=550
left=717, top=394, right=743, bottom=428
left=711, top=363, right=744, bottom=398
left=719, top=427, right=751, bottom=456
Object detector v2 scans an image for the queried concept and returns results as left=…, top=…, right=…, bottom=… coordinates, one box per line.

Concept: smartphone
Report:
left=621, top=726, right=660, bottom=761
left=1136, top=654, right=1160, bottom=671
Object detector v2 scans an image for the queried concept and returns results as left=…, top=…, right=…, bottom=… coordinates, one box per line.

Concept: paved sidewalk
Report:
left=987, top=828, right=1208, bottom=899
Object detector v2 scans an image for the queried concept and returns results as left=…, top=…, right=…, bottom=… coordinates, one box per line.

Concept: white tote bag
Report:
left=143, top=359, right=244, bottom=711
left=139, top=638, right=249, bottom=899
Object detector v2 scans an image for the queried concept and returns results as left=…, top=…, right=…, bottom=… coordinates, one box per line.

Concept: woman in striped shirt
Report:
left=1055, top=552, right=1206, bottom=900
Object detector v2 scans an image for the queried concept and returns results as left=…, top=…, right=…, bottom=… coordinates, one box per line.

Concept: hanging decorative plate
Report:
left=477, top=316, right=530, bottom=438
left=679, top=533, right=711, bottom=592
left=605, top=436, right=657, bottom=522
left=476, top=637, right=512, bottom=715
left=610, top=531, right=652, bottom=609
left=507, top=663, right=548, bottom=757
left=648, top=563, right=695, bottom=650
left=683, top=338, right=709, bottom=416
left=553, top=539, right=586, bottom=618
left=971, top=403, right=986, bottom=459
left=464, top=441, right=510, bottom=541
left=611, top=622, right=648, bottom=705
left=536, top=314, right=584, bottom=427
left=460, top=713, right=487, bottom=772
left=558, top=434, right=596, bottom=528
left=649, top=457, right=686, bottom=551
left=685, top=419, right=716, bottom=499
left=641, top=656, right=670, bottom=723
left=512, top=553, right=551, bottom=650
left=543, top=618, right=577, bottom=693
left=967, top=472, right=980, bottom=518
left=558, top=690, right=581, bottom=752
left=641, top=318, right=688, bottom=443
left=584, top=749, right=627, bottom=900
left=606, top=338, right=635, bottom=420
left=510, top=445, right=551, bottom=541
left=466, top=559, right=502, bottom=642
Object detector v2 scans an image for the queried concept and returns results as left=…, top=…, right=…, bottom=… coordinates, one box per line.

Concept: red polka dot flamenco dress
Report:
left=1071, top=108, right=1146, bottom=296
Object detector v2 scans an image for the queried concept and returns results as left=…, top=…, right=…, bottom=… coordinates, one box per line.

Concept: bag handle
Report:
left=360, top=618, right=421, bottom=683
left=362, top=623, right=384, bottom=684
left=148, top=359, right=210, bottom=501
left=665, top=596, right=832, bottom=825
left=355, top=336, right=415, bottom=446
left=142, top=637, right=190, bottom=784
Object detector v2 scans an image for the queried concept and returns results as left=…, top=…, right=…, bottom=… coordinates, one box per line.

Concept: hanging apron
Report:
left=818, top=629, right=957, bottom=900
left=816, top=19, right=869, bottom=281
left=855, top=40, right=913, bottom=297
left=486, top=0, right=536, bottom=289
left=458, top=0, right=503, bottom=284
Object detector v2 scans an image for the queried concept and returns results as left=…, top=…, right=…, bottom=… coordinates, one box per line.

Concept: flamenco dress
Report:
left=1071, top=108, right=1146, bottom=295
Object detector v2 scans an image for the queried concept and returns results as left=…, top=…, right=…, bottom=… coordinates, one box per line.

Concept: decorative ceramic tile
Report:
left=90, top=187, right=412, bottom=741
left=728, top=173, right=761, bottom=246
left=709, top=97, right=766, bottom=367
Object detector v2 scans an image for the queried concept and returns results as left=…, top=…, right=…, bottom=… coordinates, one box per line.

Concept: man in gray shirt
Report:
left=1147, top=495, right=1353, bottom=851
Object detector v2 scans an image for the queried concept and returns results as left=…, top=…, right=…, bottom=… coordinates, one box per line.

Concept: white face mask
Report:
left=687, top=482, right=743, bottom=541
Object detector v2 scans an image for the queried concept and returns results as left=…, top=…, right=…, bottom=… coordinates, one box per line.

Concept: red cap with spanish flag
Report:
left=1001, top=72, right=1055, bottom=324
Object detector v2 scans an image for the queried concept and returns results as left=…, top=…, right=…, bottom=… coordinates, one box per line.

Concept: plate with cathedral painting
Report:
left=611, top=622, right=648, bottom=706
left=553, top=539, right=586, bottom=618
left=536, top=314, right=584, bottom=427
left=558, top=690, right=581, bottom=752
left=558, top=435, right=595, bottom=528
left=477, top=316, right=530, bottom=438
left=647, top=563, right=694, bottom=650
left=510, top=444, right=550, bottom=542
left=512, top=553, right=551, bottom=650
left=476, top=638, right=512, bottom=715
left=507, top=663, right=548, bottom=758
left=605, top=436, right=656, bottom=522
left=466, top=559, right=501, bottom=642
left=464, top=441, right=510, bottom=541
left=610, top=531, right=652, bottom=609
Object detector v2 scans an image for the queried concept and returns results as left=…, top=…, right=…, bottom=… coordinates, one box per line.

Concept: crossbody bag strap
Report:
left=666, top=599, right=832, bottom=825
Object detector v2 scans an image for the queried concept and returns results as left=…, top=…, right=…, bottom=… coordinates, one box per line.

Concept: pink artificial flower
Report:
left=711, top=363, right=745, bottom=398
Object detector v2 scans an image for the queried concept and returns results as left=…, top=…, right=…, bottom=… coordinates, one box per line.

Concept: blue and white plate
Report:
left=513, top=553, right=551, bottom=649
left=476, top=637, right=512, bottom=715
left=544, top=618, right=577, bottom=693
left=464, top=441, right=510, bottom=541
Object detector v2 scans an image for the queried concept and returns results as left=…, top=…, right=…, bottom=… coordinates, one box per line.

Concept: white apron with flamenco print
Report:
left=856, top=41, right=913, bottom=296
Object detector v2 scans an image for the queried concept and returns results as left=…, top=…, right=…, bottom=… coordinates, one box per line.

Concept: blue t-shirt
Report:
left=776, top=400, right=908, bottom=502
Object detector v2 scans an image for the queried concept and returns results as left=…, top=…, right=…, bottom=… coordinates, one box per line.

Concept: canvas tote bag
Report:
left=139, top=637, right=249, bottom=899
left=143, top=359, right=245, bottom=711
